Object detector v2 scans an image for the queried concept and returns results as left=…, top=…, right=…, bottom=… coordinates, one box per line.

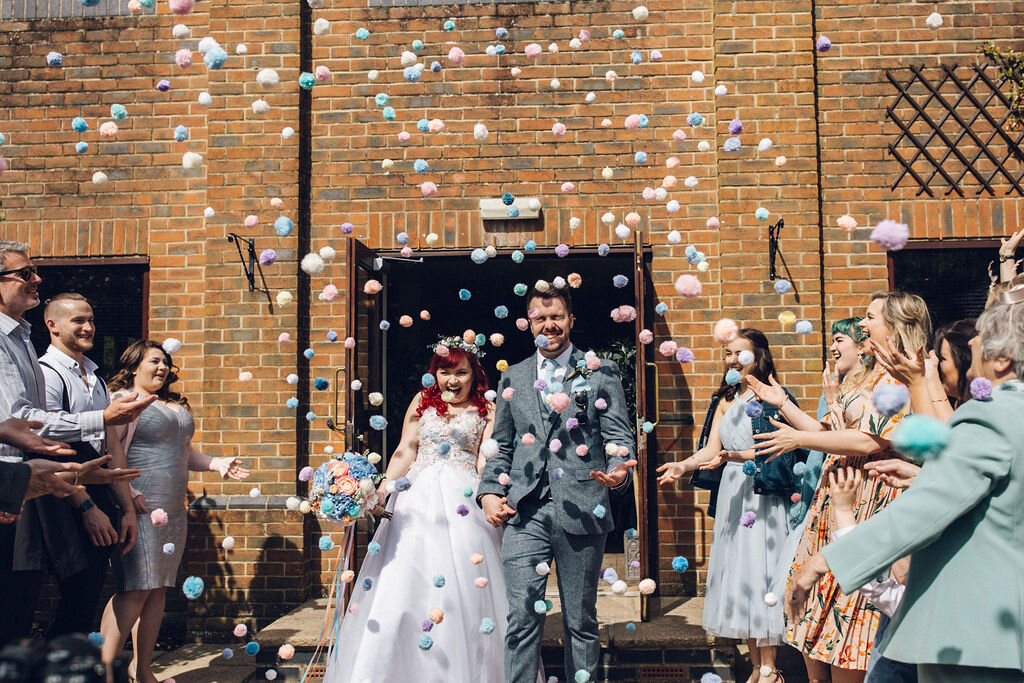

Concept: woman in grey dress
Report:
left=98, top=340, right=249, bottom=683
left=657, top=329, right=794, bottom=683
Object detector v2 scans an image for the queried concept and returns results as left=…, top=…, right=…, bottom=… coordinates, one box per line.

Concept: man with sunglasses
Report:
left=0, top=241, right=155, bottom=646
left=478, top=283, right=637, bottom=683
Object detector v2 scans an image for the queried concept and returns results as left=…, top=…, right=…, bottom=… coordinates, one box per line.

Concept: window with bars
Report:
left=886, top=62, right=1024, bottom=197
left=1, top=0, right=153, bottom=21
left=889, top=242, right=998, bottom=329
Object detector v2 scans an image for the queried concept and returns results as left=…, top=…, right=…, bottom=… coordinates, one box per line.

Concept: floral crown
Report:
left=427, top=334, right=486, bottom=358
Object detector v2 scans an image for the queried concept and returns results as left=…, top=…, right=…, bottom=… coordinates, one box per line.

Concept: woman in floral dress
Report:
left=748, top=291, right=933, bottom=682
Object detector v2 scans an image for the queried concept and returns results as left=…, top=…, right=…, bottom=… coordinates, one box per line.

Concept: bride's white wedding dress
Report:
left=324, top=407, right=509, bottom=683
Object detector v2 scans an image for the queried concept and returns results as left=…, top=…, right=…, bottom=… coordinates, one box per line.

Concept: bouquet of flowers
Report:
left=308, top=450, right=388, bottom=526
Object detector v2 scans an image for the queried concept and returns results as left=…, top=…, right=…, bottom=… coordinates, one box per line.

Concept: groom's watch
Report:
left=77, top=498, right=96, bottom=514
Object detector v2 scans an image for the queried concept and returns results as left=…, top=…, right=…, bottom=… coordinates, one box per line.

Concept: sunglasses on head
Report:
left=0, top=265, right=38, bottom=282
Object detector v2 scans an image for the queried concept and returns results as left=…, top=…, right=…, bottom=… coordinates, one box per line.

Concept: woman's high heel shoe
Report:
left=758, top=665, right=785, bottom=683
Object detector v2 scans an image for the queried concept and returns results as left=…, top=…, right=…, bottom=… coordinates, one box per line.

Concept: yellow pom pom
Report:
left=496, top=360, right=509, bottom=372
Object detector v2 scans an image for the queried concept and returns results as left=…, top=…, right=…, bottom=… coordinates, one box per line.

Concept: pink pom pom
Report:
left=344, top=336, right=356, bottom=349
left=560, top=182, right=576, bottom=193
left=434, top=345, right=450, bottom=357
left=398, top=131, right=411, bottom=142
left=428, top=119, right=444, bottom=133
left=244, top=214, right=258, bottom=227
left=547, top=393, right=570, bottom=414
left=502, top=387, right=515, bottom=401
left=576, top=445, right=589, bottom=457
left=278, top=644, right=295, bottom=660
left=624, top=114, right=643, bottom=130
left=639, top=329, right=654, bottom=344
left=579, top=29, right=591, bottom=41
left=420, top=182, right=438, bottom=197
left=595, top=398, right=608, bottom=411
left=662, top=175, right=678, bottom=189
left=278, top=332, right=291, bottom=344
left=586, top=356, right=602, bottom=370
left=521, top=433, right=535, bottom=445
left=341, top=570, right=355, bottom=583
left=790, top=493, right=801, bottom=503
left=320, top=284, right=339, bottom=301
left=175, top=49, right=193, bottom=68
left=625, top=212, right=641, bottom=227
left=315, top=66, right=331, bottom=82
left=672, top=129, right=687, bottom=141
left=167, top=0, right=194, bottom=14
left=474, top=577, right=489, bottom=588
left=674, top=274, right=702, bottom=298
left=549, top=438, right=563, bottom=453
left=524, top=43, right=542, bottom=59
left=448, top=47, right=466, bottom=65
left=516, top=318, right=529, bottom=331
left=348, top=602, right=359, bottom=614
left=527, top=307, right=540, bottom=319
left=498, top=473, right=511, bottom=485
left=642, top=187, right=656, bottom=200
left=665, top=156, right=680, bottom=169
left=270, top=197, right=283, bottom=209
left=610, top=305, right=637, bottom=323
left=706, top=216, right=721, bottom=229
left=713, top=318, right=740, bottom=345
left=658, top=340, right=679, bottom=357
left=150, top=508, right=168, bottom=527
left=99, top=121, right=118, bottom=138
left=617, top=446, right=629, bottom=458
left=401, top=246, right=413, bottom=257
left=233, top=624, right=248, bottom=637
left=837, top=215, right=857, bottom=232
left=552, top=122, right=567, bottom=137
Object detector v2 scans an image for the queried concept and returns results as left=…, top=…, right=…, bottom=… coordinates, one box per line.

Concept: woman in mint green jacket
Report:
left=786, top=293, right=1024, bottom=683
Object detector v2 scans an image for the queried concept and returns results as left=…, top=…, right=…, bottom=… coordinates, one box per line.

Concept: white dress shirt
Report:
left=535, top=343, right=574, bottom=384
left=39, top=344, right=109, bottom=454
left=0, top=311, right=104, bottom=463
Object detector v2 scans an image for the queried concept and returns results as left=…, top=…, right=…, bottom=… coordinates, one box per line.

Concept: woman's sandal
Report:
left=758, top=666, right=785, bottom=683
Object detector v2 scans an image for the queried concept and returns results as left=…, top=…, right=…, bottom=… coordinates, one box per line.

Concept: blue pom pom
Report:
left=744, top=401, right=763, bottom=418
left=285, top=397, right=298, bottom=409
left=742, top=460, right=757, bottom=476
left=356, top=27, right=370, bottom=40
left=464, top=486, right=474, bottom=497
left=671, top=556, right=689, bottom=572
left=319, top=535, right=334, bottom=551
left=612, top=274, right=629, bottom=288
left=305, top=411, right=316, bottom=422
left=382, top=106, right=396, bottom=121
left=414, top=158, right=429, bottom=173
left=511, top=251, right=525, bottom=264
left=314, top=377, right=329, bottom=391
left=534, top=334, right=550, bottom=349
left=395, top=477, right=412, bottom=491
left=755, top=207, right=770, bottom=221
left=625, top=622, right=637, bottom=632
left=533, top=600, right=548, bottom=614
left=222, top=648, right=234, bottom=659
left=374, top=93, right=389, bottom=107
left=634, top=151, right=647, bottom=164
left=162, top=542, right=176, bottom=555
left=724, top=136, right=741, bottom=152
left=501, top=192, right=515, bottom=205
left=458, top=288, right=472, bottom=301
left=655, top=302, right=668, bottom=315
left=245, top=641, right=260, bottom=656
left=438, top=442, right=451, bottom=455
left=430, top=61, right=441, bottom=72
left=110, top=104, right=127, bottom=120
left=274, top=216, right=294, bottom=236
left=412, top=39, right=424, bottom=52
left=369, top=415, right=388, bottom=430
left=613, top=29, right=625, bottom=38
left=303, top=348, right=315, bottom=359
left=480, top=618, right=495, bottom=634
left=506, top=205, right=520, bottom=218
left=642, top=421, right=654, bottom=433
left=575, top=670, right=592, bottom=683
left=421, top=373, right=436, bottom=388
left=397, top=231, right=410, bottom=245
left=204, top=46, right=228, bottom=70
left=598, top=243, right=610, bottom=256
left=631, top=50, right=642, bottom=64
left=774, top=279, right=793, bottom=295
left=368, top=540, right=381, bottom=555
left=593, top=504, right=606, bottom=518
left=362, top=578, right=373, bottom=591
left=75, top=141, right=89, bottom=153
left=701, top=674, right=723, bottom=683
left=72, top=116, right=89, bottom=132
left=418, top=635, right=433, bottom=650
left=873, top=383, right=909, bottom=417
left=552, top=468, right=565, bottom=480
left=625, top=528, right=638, bottom=539
left=892, top=414, right=952, bottom=461
left=403, top=66, right=421, bottom=82
left=793, top=461, right=807, bottom=476
left=46, top=51, right=64, bottom=67
left=182, top=576, right=204, bottom=600
left=417, top=118, right=430, bottom=132
left=471, top=248, right=488, bottom=264
left=524, top=240, right=537, bottom=252
left=795, top=320, right=813, bottom=335
left=687, top=112, right=704, bottom=127
left=638, top=114, right=649, bottom=128
left=379, top=320, right=390, bottom=331
left=496, top=27, right=508, bottom=38
left=327, top=330, right=338, bottom=342
left=513, top=283, right=528, bottom=296
left=494, top=305, right=509, bottom=319
left=299, top=72, right=315, bottom=89
left=87, top=631, right=104, bottom=646
left=433, top=575, right=445, bottom=587
left=725, top=369, right=741, bottom=385
left=442, top=19, right=455, bottom=30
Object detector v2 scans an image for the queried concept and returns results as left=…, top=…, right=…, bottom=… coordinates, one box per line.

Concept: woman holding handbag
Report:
left=657, top=328, right=806, bottom=683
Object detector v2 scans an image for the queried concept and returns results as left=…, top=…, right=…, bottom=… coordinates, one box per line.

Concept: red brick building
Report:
left=1, top=0, right=1022, bottom=639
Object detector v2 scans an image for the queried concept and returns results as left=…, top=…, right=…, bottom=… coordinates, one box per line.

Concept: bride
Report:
left=325, top=336, right=519, bottom=683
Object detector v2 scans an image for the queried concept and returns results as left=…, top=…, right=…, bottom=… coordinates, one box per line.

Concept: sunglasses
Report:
left=0, top=265, right=38, bottom=282
left=574, top=392, right=588, bottom=426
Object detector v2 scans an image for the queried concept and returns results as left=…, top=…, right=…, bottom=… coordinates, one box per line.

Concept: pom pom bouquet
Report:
left=308, top=450, right=389, bottom=526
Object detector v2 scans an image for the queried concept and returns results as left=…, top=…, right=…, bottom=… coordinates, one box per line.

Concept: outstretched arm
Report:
left=478, top=374, right=516, bottom=502
left=657, top=399, right=727, bottom=485
left=591, top=361, right=637, bottom=488
left=376, top=394, right=422, bottom=499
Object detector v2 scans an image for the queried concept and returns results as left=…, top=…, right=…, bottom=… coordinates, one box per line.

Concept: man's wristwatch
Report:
left=1000, top=253, right=1014, bottom=263
left=78, top=498, right=95, bottom=514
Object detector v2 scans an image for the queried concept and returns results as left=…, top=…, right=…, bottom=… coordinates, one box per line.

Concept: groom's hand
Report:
left=590, top=459, right=638, bottom=488
left=481, top=494, right=516, bottom=528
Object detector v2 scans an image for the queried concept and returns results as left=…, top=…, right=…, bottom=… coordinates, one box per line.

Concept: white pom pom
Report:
left=738, top=350, right=755, bottom=366
left=198, top=92, right=212, bottom=106
left=235, top=44, right=247, bottom=54
left=162, top=338, right=182, bottom=354
left=313, top=18, right=330, bottom=35
left=569, top=216, right=581, bottom=229
left=605, top=443, right=619, bottom=456
left=697, top=141, right=711, bottom=152
left=585, top=91, right=596, bottom=103
left=601, top=167, right=614, bottom=180
left=654, top=187, right=668, bottom=201
left=282, top=127, right=296, bottom=140
left=197, top=36, right=218, bottom=54
left=691, top=70, right=705, bottom=83
left=632, top=5, right=649, bottom=21
left=484, top=390, right=497, bottom=402
left=257, top=68, right=280, bottom=88
left=480, top=438, right=500, bottom=460
left=285, top=496, right=301, bottom=510
left=535, top=561, right=551, bottom=575
left=324, top=445, right=335, bottom=454
left=248, top=487, right=261, bottom=497
left=252, top=99, right=270, bottom=115
left=368, top=392, right=384, bottom=406
left=221, top=536, right=236, bottom=550
left=182, top=152, right=203, bottom=169
left=400, top=50, right=416, bottom=66
left=527, top=198, right=541, bottom=211
left=92, top=171, right=108, bottom=185
left=298, top=500, right=311, bottom=514
left=667, top=230, right=682, bottom=244
left=286, top=373, right=299, bottom=385
left=601, top=212, right=616, bottom=225
left=614, top=224, right=631, bottom=240
left=714, top=84, right=727, bottom=96
left=763, top=591, right=778, bottom=606
left=926, top=11, right=943, bottom=28
left=473, top=123, right=489, bottom=141
left=368, top=69, right=379, bottom=81
left=638, top=578, right=657, bottom=595
left=758, top=138, right=773, bottom=152
left=684, top=175, right=699, bottom=189
left=300, top=253, right=325, bottom=275
left=666, top=200, right=681, bottom=213
left=611, top=580, right=628, bottom=595
left=203, top=207, right=215, bottom=218
left=318, top=245, right=336, bottom=261
left=351, top=380, right=363, bottom=391
left=172, top=23, right=191, bottom=38
left=385, top=480, right=397, bottom=493
left=551, top=276, right=567, bottom=289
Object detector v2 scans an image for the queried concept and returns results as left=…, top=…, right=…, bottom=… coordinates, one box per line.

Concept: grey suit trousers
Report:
left=501, top=497, right=605, bottom=683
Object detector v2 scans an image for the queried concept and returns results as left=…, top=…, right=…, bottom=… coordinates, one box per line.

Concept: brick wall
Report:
left=2, top=0, right=1022, bottom=637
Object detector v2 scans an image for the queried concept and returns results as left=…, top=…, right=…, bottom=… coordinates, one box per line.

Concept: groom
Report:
left=479, top=283, right=636, bottom=683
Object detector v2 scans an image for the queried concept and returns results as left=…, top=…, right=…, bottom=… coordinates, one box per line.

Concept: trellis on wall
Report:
left=886, top=62, right=1024, bottom=197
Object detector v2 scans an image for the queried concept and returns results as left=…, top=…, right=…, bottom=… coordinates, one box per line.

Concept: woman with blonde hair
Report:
left=748, top=292, right=932, bottom=683
left=98, top=340, right=249, bottom=683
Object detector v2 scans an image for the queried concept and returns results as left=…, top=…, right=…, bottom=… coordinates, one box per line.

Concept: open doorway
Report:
left=342, top=239, right=658, bottom=617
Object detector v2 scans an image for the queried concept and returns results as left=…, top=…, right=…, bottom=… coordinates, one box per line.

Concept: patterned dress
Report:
left=785, top=368, right=908, bottom=669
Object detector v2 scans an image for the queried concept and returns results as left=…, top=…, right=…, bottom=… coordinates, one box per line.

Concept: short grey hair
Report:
left=0, top=241, right=30, bottom=268
left=977, top=300, right=1024, bottom=377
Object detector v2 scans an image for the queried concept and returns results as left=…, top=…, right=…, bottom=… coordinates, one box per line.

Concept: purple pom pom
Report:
left=970, top=377, right=993, bottom=401
left=555, top=244, right=570, bottom=258
left=873, top=383, right=909, bottom=417
left=816, top=35, right=832, bottom=52
left=871, top=220, right=910, bottom=251
left=341, top=222, right=354, bottom=234
left=740, top=511, right=756, bottom=527
left=533, top=379, right=547, bottom=391
left=566, top=417, right=579, bottom=430
left=744, top=402, right=763, bottom=418
left=422, top=619, right=434, bottom=631
left=675, top=347, right=695, bottom=363
left=728, top=118, right=743, bottom=135
left=157, top=79, right=171, bottom=91
left=456, top=505, right=469, bottom=516
left=298, top=466, right=314, bottom=481
left=259, top=249, right=277, bottom=265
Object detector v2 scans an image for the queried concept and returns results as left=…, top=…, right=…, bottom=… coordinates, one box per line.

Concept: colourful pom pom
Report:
left=725, top=369, right=741, bottom=385
left=740, top=511, right=756, bottom=527
left=892, top=414, right=952, bottom=460
left=745, top=401, right=763, bottom=418
left=593, top=504, right=606, bottom=518
left=970, top=377, right=993, bottom=401
left=874, top=383, right=910, bottom=417
left=871, top=220, right=910, bottom=251
left=480, top=618, right=496, bottom=634
left=182, top=576, right=205, bottom=600
left=671, top=556, right=689, bottom=572
left=433, top=575, right=445, bottom=587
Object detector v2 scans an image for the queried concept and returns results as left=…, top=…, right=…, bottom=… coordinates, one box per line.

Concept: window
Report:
left=1, top=0, right=154, bottom=21
left=889, top=242, right=998, bottom=329
left=26, top=259, right=149, bottom=380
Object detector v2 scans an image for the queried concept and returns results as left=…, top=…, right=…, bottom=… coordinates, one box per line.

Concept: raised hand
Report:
left=1000, top=227, right=1024, bottom=260
left=822, top=362, right=841, bottom=406
left=746, top=375, right=787, bottom=407
left=481, top=493, right=516, bottom=528
left=590, top=459, right=637, bottom=488
left=0, top=418, right=76, bottom=456
left=827, top=466, right=862, bottom=513
left=103, top=392, right=158, bottom=426
left=864, top=458, right=920, bottom=489
left=870, top=339, right=926, bottom=387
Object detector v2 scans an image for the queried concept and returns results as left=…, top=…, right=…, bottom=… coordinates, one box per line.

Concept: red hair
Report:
left=417, top=347, right=490, bottom=418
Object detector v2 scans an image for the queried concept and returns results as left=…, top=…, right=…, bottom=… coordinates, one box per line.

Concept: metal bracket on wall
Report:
left=768, top=219, right=801, bottom=303
left=226, top=233, right=273, bottom=309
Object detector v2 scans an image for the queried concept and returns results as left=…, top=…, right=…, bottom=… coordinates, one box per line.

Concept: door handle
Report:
left=326, top=366, right=345, bottom=433
left=646, top=362, right=660, bottom=428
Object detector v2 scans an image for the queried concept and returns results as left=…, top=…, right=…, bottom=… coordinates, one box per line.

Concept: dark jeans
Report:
left=866, top=613, right=918, bottom=683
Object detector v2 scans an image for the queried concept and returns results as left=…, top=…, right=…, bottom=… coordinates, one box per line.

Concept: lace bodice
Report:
left=411, top=407, right=487, bottom=475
